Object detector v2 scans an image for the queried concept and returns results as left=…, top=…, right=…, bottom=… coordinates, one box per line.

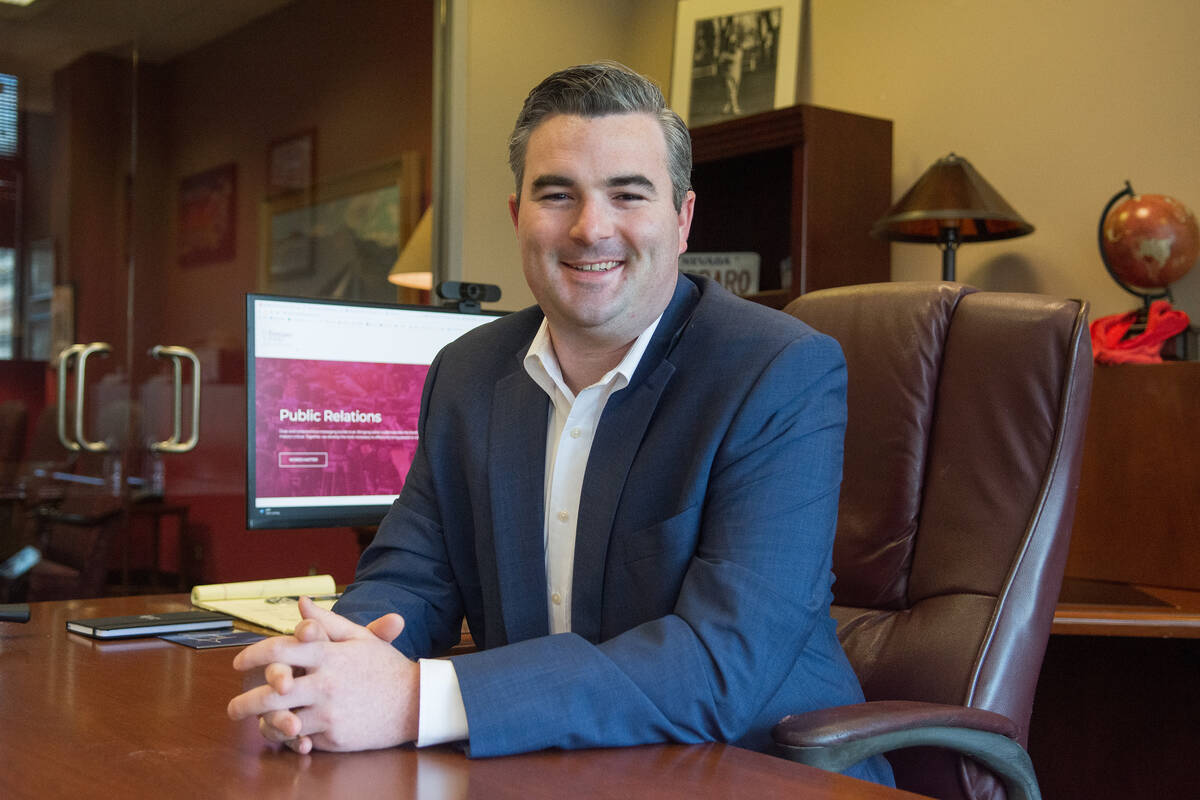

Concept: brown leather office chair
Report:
left=773, top=283, right=1092, bottom=800
left=19, top=403, right=148, bottom=600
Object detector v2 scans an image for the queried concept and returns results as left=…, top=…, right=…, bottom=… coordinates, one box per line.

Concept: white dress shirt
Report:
left=415, top=313, right=662, bottom=747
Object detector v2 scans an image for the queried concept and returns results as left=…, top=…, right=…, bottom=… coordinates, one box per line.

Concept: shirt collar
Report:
left=523, top=313, right=663, bottom=405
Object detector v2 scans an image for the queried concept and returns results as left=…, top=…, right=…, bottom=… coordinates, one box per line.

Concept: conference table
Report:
left=0, top=594, right=921, bottom=799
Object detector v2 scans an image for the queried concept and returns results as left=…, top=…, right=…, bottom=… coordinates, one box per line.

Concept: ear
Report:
left=676, top=190, right=696, bottom=255
left=508, top=193, right=520, bottom=229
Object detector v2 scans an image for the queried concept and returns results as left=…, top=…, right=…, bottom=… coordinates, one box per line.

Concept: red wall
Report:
left=0, top=359, right=47, bottom=456
left=158, top=0, right=434, bottom=354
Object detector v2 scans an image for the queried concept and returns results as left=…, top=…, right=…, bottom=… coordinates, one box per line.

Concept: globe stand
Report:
left=1098, top=181, right=1172, bottom=336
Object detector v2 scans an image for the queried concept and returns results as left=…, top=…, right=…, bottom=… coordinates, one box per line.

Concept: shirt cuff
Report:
left=416, top=658, right=469, bottom=747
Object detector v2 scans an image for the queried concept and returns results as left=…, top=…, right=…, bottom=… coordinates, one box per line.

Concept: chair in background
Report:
left=773, top=283, right=1092, bottom=800
left=8, top=404, right=78, bottom=510
left=0, top=405, right=79, bottom=599
left=24, top=452, right=124, bottom=601
left=0, top=404, right=129, bottom=602
left=0, top=400, right=35, bottom=602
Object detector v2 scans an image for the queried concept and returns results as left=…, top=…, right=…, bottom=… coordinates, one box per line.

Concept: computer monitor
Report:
left=245, top=293, right=503, bottom=530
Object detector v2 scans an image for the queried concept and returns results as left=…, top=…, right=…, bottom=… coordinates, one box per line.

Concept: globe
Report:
left=1101, top=192, right=1199, bottom=290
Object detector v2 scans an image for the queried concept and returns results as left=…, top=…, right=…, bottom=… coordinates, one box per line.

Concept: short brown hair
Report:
left=508, top=61, right=692, bottom=211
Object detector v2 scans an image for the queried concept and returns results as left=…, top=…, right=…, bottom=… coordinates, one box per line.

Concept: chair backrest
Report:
left=784, top=282, right=1092, bottom=800
left=29, top=475, right=124, bottom=601
left=17, top=404, right=78, bottom=489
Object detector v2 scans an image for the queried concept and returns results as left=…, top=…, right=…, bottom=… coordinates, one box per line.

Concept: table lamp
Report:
left=871, top=153, right=1034, bottom=281
left=388, top=205, right=434, bottom=291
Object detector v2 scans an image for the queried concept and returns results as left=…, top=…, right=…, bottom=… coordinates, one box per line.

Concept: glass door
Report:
left=1, top=0, right=434, bottom=594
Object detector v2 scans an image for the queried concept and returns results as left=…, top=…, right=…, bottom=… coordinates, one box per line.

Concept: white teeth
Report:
left=571, top=261, right=620, bottom=272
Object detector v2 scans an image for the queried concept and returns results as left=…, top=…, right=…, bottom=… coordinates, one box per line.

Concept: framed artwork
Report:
left=670, top=0, right=803, bottom=128
left=267, top=129, right=316, bottom=197
left=178, top=163, right=237, bottom=267
left=259, top=151, right=422, bottom=303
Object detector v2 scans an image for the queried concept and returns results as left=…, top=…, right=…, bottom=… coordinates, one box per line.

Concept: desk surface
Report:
left=0, top=594, right=919, bottom=800
left=1052, top=579, right=1200, bottom=638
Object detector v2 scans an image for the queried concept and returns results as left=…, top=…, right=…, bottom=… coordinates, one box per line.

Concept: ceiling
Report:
left=0, top=0, right=296, bottom=111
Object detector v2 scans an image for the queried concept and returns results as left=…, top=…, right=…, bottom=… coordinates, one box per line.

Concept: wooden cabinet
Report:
left=1067, top=362, right=1200, bottom=590
left=687, top=104, right=893, bottom=308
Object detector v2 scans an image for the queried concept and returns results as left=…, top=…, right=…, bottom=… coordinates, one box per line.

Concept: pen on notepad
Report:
left=265, top=594, right=342, bottom=604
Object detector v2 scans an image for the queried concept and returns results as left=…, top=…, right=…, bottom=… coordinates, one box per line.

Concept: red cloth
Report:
left=1090, top=300, right=1190, bottom=364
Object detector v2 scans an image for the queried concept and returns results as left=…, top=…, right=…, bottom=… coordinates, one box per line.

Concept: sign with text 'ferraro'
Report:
left=681, top=252, right=760, bottom=296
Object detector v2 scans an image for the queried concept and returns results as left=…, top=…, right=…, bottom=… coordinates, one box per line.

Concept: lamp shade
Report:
left=871, top=153, right=1034, bottom=243
left=388, top=206, right=434, bottom=291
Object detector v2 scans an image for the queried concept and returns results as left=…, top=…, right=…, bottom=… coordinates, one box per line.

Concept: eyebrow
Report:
left=529, top=173, right=658, bottom=195
left=530, top=174, right=576, bottom=192
left=607, top=174, right=657, bottom=194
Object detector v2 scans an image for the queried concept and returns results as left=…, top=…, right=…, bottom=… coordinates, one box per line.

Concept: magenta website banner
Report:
left=255, top=357, right=428, bottom=499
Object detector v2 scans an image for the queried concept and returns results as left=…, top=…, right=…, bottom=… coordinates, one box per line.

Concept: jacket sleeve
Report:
left=333, top=351, right=466, bottom=659
left=449, top=333, right=848, bottom=756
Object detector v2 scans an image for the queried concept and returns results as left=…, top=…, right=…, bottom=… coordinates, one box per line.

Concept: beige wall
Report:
left=458, top=0, right=677, bottom=311
left=460, top=0, right=1200, bottom=321
left=806, top=0, right=1200, bottom=320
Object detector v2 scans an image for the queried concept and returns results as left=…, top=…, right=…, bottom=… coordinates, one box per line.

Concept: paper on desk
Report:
left=190, top=574, right=338, bottom=634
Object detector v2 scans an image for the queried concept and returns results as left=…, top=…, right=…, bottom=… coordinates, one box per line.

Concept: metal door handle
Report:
left=55, top=340, right=114, bottom=453
left=55, top=344, right=86, bottom=451
left=74, top=343, right=113, bottom=453
left=149, top=345, right=201, bottom=453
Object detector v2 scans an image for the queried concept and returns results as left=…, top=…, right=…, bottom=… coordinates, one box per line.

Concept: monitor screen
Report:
left=245, top=294, right=502, bottom=530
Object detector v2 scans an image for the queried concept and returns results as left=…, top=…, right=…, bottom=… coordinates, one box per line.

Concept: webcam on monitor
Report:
left=437, top=282, right=501, bottom=313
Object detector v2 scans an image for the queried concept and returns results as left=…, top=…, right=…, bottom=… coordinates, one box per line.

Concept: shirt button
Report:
left=551, top=592, right=562, bottom=605
left=557, top=510, right=570, bottom=523
left=570, top=427, right=582, bottom=439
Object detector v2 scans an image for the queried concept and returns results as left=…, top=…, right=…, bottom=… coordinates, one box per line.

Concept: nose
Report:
left=569, top=196, right=614, bottom=246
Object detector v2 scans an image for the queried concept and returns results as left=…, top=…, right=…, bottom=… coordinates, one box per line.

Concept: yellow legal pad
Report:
left=190, top=575, right=339, bottom=634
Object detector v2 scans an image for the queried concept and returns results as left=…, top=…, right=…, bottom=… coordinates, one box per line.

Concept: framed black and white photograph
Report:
left=670, top=0, right=803, bottom=128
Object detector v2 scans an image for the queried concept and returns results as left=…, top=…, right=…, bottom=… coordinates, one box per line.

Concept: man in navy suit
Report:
left=228, top=61, right=892, bottom=787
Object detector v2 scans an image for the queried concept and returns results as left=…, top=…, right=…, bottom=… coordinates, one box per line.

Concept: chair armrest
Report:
left=773, top=701, right=1040, bottom=800
left=775, top=700, right=1020, bottom=744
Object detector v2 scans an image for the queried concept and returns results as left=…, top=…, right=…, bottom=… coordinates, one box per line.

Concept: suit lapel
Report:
left=569, top=276, right=701, bottom=642
left=488, top=365, right=550, bottom=644
left=571, top=359, right=676, bottom=642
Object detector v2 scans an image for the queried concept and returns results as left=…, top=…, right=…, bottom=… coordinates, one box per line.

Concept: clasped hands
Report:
left=227, top=596, right=419, bottom=753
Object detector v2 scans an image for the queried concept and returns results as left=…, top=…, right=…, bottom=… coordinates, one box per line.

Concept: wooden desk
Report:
left=1031, top=580, right=1200, bottom=799
left=1052, top=578, right=1200, bottom=638
left=0, top=595, right=920, bottom=799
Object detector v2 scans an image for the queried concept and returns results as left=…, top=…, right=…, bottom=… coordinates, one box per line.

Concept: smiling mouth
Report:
left=566, top=260, right=622, bottom=272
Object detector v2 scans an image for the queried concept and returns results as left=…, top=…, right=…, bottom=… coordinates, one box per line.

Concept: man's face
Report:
left=509, top=113, right=695, bottom=349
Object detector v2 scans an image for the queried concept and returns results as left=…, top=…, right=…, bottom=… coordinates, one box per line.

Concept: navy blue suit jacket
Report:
left=336, top=275, right=893, bottom=785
